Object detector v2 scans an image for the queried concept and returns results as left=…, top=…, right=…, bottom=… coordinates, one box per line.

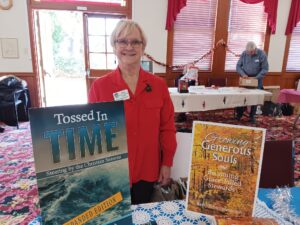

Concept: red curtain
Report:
left=165, top=0, right=277, bottom=33
left=285, top=0, right=300, bottom=35
left=165, top=0, right=187, bottom=30
left=264, top=0, right=278, bottom=34
left=240, top=0, right=278, bottom=34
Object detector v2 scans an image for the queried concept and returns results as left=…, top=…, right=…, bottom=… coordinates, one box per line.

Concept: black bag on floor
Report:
left=281, top=103, right=294, bottom=116
left=262, top=101, right=282, bottom=117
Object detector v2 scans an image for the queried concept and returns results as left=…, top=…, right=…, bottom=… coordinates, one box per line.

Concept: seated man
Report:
left=236, top=41, right=269, bottom=123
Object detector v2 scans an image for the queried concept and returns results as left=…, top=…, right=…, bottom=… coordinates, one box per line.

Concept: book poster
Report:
left=29, top=102, right=132, bottom=225
left=186, top=121, right=266, bottom=217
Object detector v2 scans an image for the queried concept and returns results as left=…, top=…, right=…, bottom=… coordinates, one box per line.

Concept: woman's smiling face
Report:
left=114, top=27, right=144, bottom=68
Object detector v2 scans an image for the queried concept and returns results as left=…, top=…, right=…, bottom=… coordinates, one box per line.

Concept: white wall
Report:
left=0, top=0, right=294, bottom=73
left=0, top=1, right=33, bottom=72
left=268, top=0, right=291, bottom=72
left=132, top=0, right=168, bottom=73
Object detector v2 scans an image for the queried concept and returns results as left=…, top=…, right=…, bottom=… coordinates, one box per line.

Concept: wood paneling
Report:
left=156, top=71, right=300, bottom=90
left=2, top=68, right=299, bottom=108
left=212, top=0, right=230, bottom=74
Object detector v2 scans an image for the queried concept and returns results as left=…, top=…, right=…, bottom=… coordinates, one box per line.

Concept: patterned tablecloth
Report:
left=132, top=200, right=213, bottom=225
left=29, top=199, right=291, bottom=225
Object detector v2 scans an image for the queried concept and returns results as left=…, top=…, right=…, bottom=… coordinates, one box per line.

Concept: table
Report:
left=277, top=89, right=300, bottom=128
left=132, top=200, right=213, bottom=224
left=132, top=199, right=292, bottom=225
left=29, top=198, right=292, bottom=225
left=277, top=89, right=300, bottom=103
left=169, top=87, right=272, bottom=113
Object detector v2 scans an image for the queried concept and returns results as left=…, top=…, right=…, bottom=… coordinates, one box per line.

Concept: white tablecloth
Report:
left=169, top=87, right=272, bottom=113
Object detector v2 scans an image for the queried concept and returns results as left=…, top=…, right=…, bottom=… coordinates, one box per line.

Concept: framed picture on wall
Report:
left=1, top=38, right=19, bottom=58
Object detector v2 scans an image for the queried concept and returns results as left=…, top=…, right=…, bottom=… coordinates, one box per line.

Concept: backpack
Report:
left=262, top=101, right=282, bottom=117
left=281, top=103, right=294, bottom=116
left=0, top=75, right=25, bottom=89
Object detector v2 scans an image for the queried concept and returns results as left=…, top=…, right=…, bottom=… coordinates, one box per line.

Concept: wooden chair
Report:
left=259, top=140, right=295, bottom=188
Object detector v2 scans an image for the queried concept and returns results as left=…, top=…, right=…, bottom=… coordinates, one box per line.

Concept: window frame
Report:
left=224, top=0, right=269, bottom=72
left=29, top=0, right=131, bottom=78
left=284, top=24, right=300, bottom=72
left=170, top=0, right=219, bottom=72
left=29, top=0, right=131, bottom=15
left=85, top=13, right=125, bottom=72
left=166, top=0, right=271, bottom=82
left=28, top=0, right=131, bottom=107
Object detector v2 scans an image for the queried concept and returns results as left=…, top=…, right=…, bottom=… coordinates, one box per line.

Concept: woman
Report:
left=88, top=19, right=177, bottom=204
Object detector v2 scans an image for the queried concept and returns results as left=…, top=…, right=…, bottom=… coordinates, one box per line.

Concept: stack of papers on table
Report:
left=188, top=85, right=205, bottom=93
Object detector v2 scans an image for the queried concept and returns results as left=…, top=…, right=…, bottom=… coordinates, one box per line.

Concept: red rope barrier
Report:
left=143, top=39, right=241, bottom=70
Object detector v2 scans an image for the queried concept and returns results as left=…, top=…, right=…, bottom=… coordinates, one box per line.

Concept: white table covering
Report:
left=169, top=87, right=272, bottom=113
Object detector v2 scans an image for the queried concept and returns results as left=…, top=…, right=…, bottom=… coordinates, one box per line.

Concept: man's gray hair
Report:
left=245, top=41, right=257, bottom=51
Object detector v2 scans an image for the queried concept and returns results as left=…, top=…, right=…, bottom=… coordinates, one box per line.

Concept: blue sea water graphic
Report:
left=37, top=159, right=131, bottom=225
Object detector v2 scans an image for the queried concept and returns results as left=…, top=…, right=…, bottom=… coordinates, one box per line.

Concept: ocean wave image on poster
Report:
left=37, top=159, right=131, bottom=225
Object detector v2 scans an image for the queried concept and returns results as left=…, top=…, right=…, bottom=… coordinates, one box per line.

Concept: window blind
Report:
left=173, top=0, right=218, bottom=71
left=286, top=25, right=300, bottom=71
left=225, top=0, right=267, bottom=71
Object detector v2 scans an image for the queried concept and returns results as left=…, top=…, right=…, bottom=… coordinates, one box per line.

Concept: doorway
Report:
left=33, top=10, right=87, bottom=107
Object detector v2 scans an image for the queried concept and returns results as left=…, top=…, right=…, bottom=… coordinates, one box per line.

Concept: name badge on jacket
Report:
left=113, top=89, right=130, bottom=101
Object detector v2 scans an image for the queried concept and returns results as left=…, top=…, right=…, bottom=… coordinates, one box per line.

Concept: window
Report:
left=225, top=0, right=267, bottom=71
left=87, top=15, right=123, bottom=69
left=31, top=0, right=126, bottom=6
left=172, top=0, right=218, bottom=71
left=286, top=25, right=300, bottom=71
left=29, top=0, right=130, bottom=72
left=30, top=0, right=130, bottom=13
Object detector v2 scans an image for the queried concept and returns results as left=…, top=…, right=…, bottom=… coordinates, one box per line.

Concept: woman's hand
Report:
left=158, top=165, right=171, bottom=186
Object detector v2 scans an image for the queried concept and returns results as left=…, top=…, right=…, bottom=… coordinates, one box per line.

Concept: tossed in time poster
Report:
left=29, top=101, right=132, bottom=225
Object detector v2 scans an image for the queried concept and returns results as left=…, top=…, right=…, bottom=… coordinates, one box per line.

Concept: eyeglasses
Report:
left=115, top=39, right=143, bottom=48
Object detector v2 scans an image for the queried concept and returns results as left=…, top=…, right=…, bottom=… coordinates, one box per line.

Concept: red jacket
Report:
left=88, top=68, right=177, bottom=184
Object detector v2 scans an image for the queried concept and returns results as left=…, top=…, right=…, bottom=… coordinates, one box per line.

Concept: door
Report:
left=84, top=14, right=124, bottom=90
left=34, top=10, right=87, bottom=107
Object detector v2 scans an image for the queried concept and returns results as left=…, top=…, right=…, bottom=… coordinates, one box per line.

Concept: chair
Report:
left=259, top=140, right=295, bottom=188
left=207, top=77, right=227, bottom=87
left=0, top=89, right=26, bottom=129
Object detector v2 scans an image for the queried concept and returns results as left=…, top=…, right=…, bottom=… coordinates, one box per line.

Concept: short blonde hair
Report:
left=110, top=19, right=147, bottom=50
left=245, top=41, right=257, bottom=51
